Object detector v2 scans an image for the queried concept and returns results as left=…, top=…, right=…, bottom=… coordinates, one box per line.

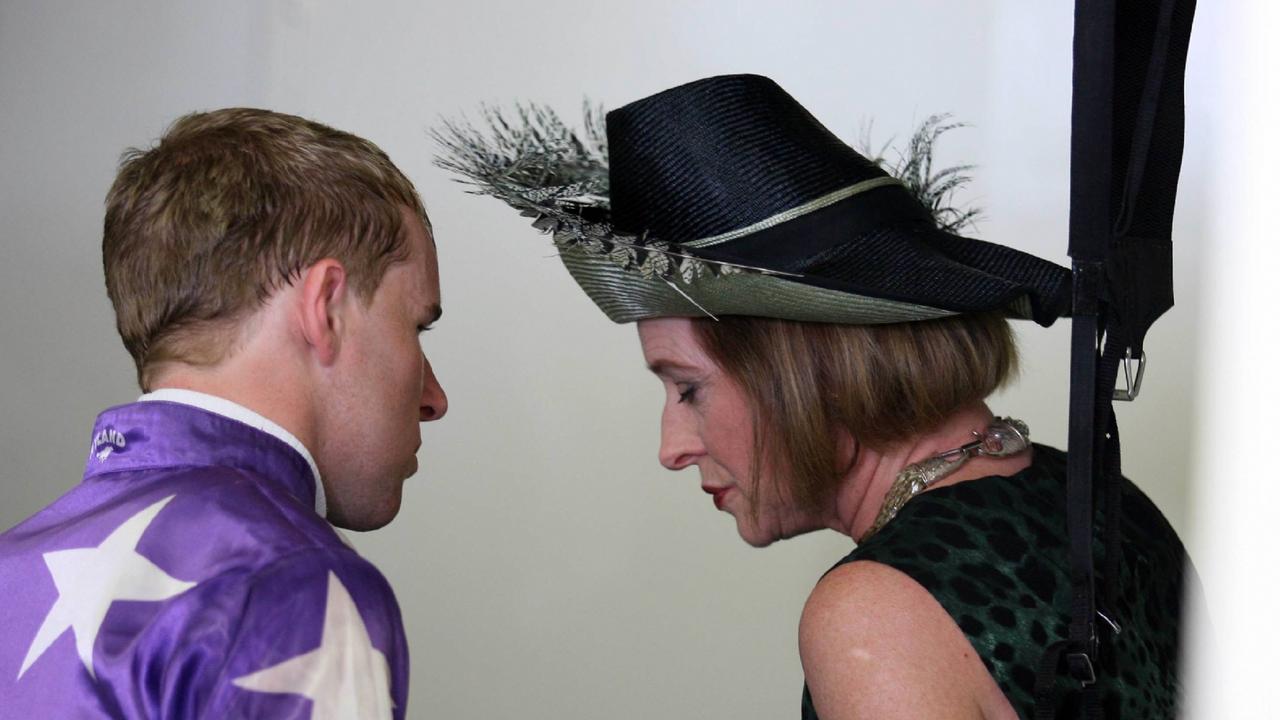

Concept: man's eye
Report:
left=677, top=385, right=698, bottom=404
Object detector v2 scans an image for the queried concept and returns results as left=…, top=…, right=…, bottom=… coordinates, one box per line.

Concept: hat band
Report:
left=683, top=176, right=904, bottom=249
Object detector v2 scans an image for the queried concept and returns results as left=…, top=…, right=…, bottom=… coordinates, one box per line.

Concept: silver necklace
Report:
left=859, top=417, right=1030, bottom=542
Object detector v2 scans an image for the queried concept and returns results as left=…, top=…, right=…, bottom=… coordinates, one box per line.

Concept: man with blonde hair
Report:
left=0, top=108, right=447, bottom=718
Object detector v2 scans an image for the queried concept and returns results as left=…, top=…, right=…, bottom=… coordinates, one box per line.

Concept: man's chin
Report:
left=326, top=491, right=404, bottom=531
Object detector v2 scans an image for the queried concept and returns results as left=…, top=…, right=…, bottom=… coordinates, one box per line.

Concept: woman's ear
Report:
left=834, top=428, right=860, bottom=477
left=296, top=259, right=349, bottom=366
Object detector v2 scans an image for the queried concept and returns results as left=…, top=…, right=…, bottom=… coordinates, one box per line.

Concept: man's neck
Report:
left=150, top=360, right=318, bottom=457
left=139, top=385, right=327, bottom=517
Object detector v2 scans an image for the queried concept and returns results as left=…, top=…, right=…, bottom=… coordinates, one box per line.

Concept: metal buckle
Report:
left=1097, top=608, right=1122, bottom=635
left=1113, top=349, right=1147, bottom=401
left=1066, top=651, right=1098, bottom=686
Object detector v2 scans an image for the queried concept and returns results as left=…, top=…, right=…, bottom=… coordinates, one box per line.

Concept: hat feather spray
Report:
left=432, top=75, right=1068, bottom=328
left=433, top=105, right=981, bottom=317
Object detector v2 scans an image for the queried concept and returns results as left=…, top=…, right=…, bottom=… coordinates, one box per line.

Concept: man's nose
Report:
left=420, top=354, right=448, bottom=422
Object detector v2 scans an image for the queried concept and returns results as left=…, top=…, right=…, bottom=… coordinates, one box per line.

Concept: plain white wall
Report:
left=1182, top=2, right=1280, bottom=717
left=0, top=1, right=1218, bottom=717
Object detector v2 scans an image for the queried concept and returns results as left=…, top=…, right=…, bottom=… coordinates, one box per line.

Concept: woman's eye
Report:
left=677, top=385, right=698, bottom=404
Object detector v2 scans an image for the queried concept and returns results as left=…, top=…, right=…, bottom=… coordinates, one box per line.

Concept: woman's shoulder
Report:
left=814, top=443, right=1190, bottom=717
left=800, top=560, right=1016, bottom=720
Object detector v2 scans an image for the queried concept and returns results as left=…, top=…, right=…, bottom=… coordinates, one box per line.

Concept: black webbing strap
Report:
left=1098, top=341, right=1126, bottom=631
left=1034, top=0, right=1195, bottom=717
left=1052, top=0, right=1117, bottom=713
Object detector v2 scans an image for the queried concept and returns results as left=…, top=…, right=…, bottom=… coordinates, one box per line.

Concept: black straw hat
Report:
left=436, top=74, right=1071, bottom=327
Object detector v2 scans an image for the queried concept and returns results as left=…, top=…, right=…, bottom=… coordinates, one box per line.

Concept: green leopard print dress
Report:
left=800, top=445, right=1190, bottom=719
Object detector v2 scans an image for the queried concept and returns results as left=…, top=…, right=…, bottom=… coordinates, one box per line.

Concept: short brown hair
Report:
left=694, top=311, right=1018, bottom=515
left=103, top=108, right=427, bottom=390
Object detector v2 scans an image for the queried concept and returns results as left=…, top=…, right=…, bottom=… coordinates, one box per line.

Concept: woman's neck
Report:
left=827, top=403, right=1033, bottom=541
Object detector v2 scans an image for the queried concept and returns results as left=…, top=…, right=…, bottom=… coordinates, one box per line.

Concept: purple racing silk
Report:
left=0, top=392, right=409, bottom=718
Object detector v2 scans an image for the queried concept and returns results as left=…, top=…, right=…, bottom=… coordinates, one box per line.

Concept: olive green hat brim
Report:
left=558, top=244, right=1003, bottom=324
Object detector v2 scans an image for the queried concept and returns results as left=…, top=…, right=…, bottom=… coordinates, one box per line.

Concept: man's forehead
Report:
left=407, top=214, right=442, bottom=315
left=417, top=224, right=440, bottom=285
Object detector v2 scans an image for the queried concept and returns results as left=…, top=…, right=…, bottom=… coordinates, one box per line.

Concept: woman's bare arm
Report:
left=799, top=560, right=1017, bottom=720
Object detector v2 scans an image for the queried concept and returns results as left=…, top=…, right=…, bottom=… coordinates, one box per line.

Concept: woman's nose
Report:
left=658, top=405, right=701, bottom=470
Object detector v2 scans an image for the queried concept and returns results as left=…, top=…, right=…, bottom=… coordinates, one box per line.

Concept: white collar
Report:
left=139, top=388, right=327, bottom=517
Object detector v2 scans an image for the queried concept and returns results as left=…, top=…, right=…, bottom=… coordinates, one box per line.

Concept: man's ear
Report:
left=297, top=259, right=349, bottom=366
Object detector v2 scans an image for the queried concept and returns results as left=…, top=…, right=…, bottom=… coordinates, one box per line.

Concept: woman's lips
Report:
left=704, top=486, right=731, bottom=510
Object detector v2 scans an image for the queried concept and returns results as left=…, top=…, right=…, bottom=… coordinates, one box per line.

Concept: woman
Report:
left=437, top=74, right=1189, bottom=719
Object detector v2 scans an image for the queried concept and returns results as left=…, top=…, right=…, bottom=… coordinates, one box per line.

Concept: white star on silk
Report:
left=232, top=572, right=393, bottom=720
left=19, top=495, right=195, bottom=679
